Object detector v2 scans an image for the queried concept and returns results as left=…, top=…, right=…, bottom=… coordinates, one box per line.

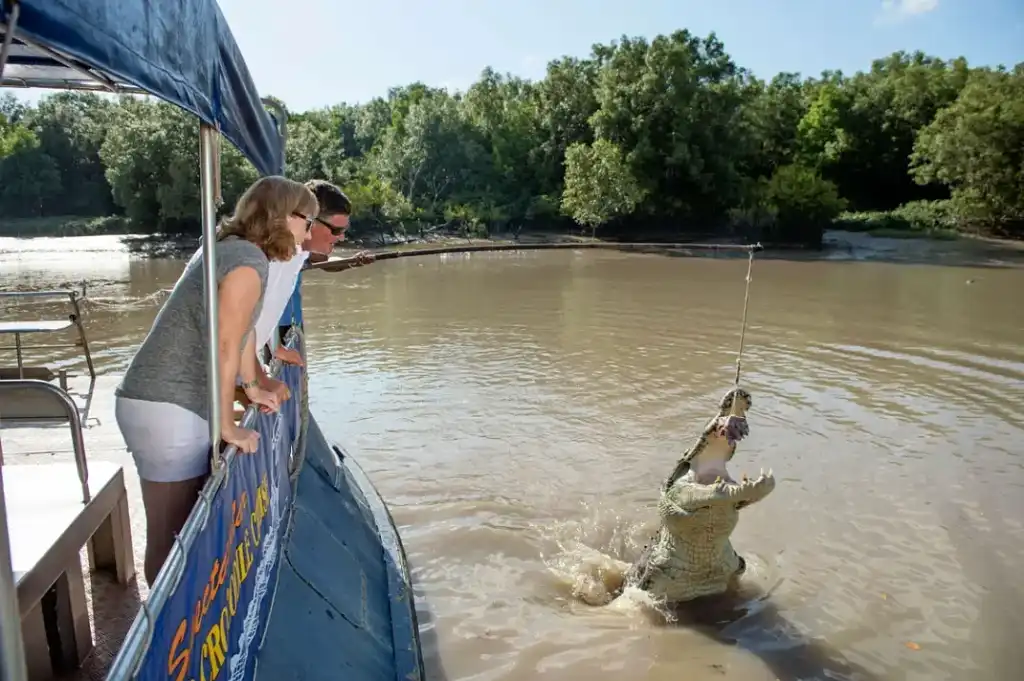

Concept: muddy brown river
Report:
left=2, top=234, right=1023, bottom=681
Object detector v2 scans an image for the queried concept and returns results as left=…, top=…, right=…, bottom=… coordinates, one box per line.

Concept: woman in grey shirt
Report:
left=115, top=175, right=319, bottom=585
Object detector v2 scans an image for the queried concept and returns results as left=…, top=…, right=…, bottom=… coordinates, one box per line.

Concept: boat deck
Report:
left=2, top=375, right=147, bottom=681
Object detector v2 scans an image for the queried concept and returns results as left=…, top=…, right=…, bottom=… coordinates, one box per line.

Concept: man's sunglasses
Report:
left=313, top=215, right=346, bottom=237
left=293, top=212, right=346, bottom=236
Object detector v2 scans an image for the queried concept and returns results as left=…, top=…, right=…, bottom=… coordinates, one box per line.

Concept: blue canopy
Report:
left=0, top=0, right=284, bottom=176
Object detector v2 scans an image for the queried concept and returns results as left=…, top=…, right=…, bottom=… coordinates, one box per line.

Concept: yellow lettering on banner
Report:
left=168, top=474, right=274, bottom=681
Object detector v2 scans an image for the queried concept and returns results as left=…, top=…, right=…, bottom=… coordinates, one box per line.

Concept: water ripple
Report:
left=3, top=245, right=1022, bottom=681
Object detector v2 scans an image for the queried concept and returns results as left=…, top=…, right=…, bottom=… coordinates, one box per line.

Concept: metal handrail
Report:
left=0, top=380, right=90, bottom=504
left=0, top=465, right=29, bottom=681
left=105, top=331, right=301, bottom=680
left=198, top=123, right=222, bottom=475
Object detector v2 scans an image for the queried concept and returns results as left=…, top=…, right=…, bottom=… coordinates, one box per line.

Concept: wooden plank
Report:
left=21, top=600, right=53, bottom=681
left=87, top=492, right=135, bottom=586
left=52, top=556, right=94, bottom=670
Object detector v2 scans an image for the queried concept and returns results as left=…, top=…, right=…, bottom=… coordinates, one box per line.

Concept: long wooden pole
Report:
left=310, top=241, right=763, bottom=271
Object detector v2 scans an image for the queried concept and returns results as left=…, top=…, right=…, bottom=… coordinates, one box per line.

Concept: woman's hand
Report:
left=274, top=345, right=304, bottom=366
left=222, top=422, right=260, bottom=453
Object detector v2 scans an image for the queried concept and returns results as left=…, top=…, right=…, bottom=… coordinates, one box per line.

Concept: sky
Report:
left=10, top=0, right=1024, bottom=111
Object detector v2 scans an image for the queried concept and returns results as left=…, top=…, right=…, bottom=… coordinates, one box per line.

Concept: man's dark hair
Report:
left=305, top=179, right=352, bottom=216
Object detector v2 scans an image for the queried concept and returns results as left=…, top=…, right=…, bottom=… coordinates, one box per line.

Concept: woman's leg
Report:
left=115, top=397, right=212, bottom=586
left=139, top=476, right=206, bottom=585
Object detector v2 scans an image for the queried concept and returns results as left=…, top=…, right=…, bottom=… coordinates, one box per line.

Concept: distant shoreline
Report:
left=3, top=218, right=1023, bottom=269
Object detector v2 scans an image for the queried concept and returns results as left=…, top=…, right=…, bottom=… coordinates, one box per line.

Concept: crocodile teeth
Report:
left=767, top=468, right=774, bottom=478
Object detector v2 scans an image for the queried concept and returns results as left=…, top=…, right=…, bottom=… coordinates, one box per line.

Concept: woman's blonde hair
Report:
left=217, top=175, right=319, bottom=261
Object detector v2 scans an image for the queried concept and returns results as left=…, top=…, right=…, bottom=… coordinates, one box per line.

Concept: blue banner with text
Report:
left=135, top=362, right=302, bottom=681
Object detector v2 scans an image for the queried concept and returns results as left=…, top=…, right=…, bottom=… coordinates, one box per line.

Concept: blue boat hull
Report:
left=255, top=414, right=425, bottom=680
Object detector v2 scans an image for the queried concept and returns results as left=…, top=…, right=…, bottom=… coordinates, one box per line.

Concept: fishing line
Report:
left=733, top=247, right=756, bottom=387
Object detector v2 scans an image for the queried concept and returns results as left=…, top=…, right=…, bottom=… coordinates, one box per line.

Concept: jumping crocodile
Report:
left=623, top=387, right=776, bottom=605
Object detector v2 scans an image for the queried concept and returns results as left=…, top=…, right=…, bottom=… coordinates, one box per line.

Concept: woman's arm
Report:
left=217, top=266, right=261, bottom=433
left=238, top=332, right=264, bottom=387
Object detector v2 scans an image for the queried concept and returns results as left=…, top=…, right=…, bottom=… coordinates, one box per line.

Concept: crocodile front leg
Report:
left=627, top=472, right=776, bottom=604
left=661, top=470, right=776, bottom=517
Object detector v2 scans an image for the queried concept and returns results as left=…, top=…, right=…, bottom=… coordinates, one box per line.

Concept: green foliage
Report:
left=0, top=214, right=132, bottom=237
left=561, top=139, right=644, bottom=233
left=733, top=164, right=846, bottom=247
left=0, top=39, right=1021, bottom=245
left=911, top=68, right=1024, bottom=232
left=833, top=200, right=958, bottom=238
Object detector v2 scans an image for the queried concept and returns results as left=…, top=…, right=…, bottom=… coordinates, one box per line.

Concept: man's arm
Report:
left=307, top=251, right=375, bottom=272
left=274, top=344, right=305, bottom=366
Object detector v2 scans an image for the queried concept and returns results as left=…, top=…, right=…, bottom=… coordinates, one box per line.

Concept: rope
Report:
left=733, top=249, right=756, bottom=386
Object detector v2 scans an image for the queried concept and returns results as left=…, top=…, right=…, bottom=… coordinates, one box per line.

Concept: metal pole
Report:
left=0, top=2, right=20, bottom=81
left=0, top=7, right=29, bottom=674
left=199, top=123, right=222, bottom=469
left=68, top=292, right=96, bottom=382
left=260, top=98, right=288, bottom=169
left=0, top=464, right=29, bottom=681
left=261, top=97, right=289, bottom=354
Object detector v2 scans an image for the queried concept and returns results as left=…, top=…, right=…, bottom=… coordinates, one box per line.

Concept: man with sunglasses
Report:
left=234, top=180, right=374, bottom=416
left=272, top=179, right=374, bottom=365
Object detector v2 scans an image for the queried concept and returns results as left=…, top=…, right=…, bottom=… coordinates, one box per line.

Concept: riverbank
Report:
left=0, top=215, right=134, bottom=238
left=116, top=229, right=610, bottom=259
left=5, top=217, right=1024, bottom=269
left=332, top=229, right=1024, bottom=269
left=0, top=212, right=986, bottom=244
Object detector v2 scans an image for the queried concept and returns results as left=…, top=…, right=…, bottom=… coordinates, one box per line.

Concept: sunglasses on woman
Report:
left=291, top=212, right=315, bottom=232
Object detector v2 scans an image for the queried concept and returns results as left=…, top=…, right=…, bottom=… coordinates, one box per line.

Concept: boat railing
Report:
left=105, top=329, right=305, bottom=680
left=0, top=283, right=96, bottom=385
left=0, top=380, right=90, bottom=502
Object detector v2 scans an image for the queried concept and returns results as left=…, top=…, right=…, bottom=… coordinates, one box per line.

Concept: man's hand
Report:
left=243, top=386, right=281, bottom=414
left=346, top=251, right=375, bottom=267
left=275, top=345, right=304, bottom=367
left=257, top=376, right=291, bottom=406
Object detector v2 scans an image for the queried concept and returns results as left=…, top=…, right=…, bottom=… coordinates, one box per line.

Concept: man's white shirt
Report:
left=253, top=248, right=309, bottom=349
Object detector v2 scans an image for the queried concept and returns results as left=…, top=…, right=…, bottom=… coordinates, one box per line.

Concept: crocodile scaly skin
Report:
left=624, top=387, right=776, bottom=604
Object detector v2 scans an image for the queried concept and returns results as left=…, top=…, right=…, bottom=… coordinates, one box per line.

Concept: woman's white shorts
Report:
left=115, top=397, right=211, bottom=483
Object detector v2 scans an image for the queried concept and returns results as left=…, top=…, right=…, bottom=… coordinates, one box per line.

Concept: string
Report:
left=733, top=248, right=755, bottom=387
